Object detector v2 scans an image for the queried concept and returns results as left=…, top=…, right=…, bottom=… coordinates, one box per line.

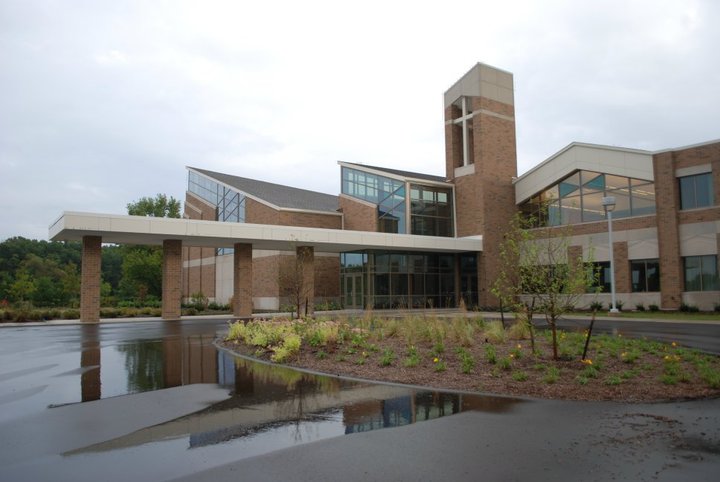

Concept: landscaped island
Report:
left=222, top=314, right=720, bottom=402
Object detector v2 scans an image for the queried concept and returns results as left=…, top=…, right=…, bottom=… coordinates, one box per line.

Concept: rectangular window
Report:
left=631, top=259, right=660, bottom=292
left=679, top=173, right=714, bottom=210
left=588, top=262, right=611, bottom=292
left=684, top=255, right=719, bottom=291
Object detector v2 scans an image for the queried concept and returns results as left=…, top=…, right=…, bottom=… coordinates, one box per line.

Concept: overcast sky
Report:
left=1, top=0, right=719, bottom=241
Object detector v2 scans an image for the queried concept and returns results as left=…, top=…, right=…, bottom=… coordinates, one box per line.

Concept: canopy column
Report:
left=233, top=243, right=253, bottom=318
left=80, top=235, right=102, bottom=322
left=162, top=239, right=183, bottom=320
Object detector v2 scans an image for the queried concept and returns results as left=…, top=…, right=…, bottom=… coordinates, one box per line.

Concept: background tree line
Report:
left=0, top=194, right=180, bottom=308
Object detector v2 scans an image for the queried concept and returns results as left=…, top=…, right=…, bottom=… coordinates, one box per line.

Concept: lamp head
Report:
left=601, top=196, right=616, bottom=212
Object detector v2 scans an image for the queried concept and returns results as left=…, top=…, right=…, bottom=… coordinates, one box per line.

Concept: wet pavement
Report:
left=1, top=318, right=719, bottom=481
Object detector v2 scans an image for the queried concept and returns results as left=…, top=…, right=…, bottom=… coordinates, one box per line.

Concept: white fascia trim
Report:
left=515, top=142, right=652, bottom=184
left=49, top=211, right=483, bottom=253
left=337, top=161, right=450, bottom=188
left=652, top=138, right=720, bottom=155
left=513, top=143, right=654, bottom=204
left=278, top=207, right=343, bottom=217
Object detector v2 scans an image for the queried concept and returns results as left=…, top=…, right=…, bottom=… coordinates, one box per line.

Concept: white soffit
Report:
left=514, top=143, right=654, bottom=204
left=49, top=212, right=482, bottom=253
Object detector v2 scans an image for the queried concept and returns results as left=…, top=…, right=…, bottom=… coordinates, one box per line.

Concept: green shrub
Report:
left=380, top=348, right=396, bottom=367
left=455, top=347, right=475, bottom=374
left=635, top=303, right=645, bottom=311
left=605, top=375, right=622, bottom=386
left=543, top=367, right=560, bottom=384
left=512, top=371, right=528, bottom=382
left=483, top=320, right=506, bottom=343
left=404, top=346, right=420, bottom=367
left=485, top=345, right=497, bottom=364
left=63, top=309, right=80, bottom=320
left=648, top=304, right=659, bottom=312
left=589, top=301, right=604, bottom=312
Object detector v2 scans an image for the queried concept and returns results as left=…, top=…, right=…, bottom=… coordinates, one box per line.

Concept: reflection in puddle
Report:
left=67, top=345, right=524, bottom=457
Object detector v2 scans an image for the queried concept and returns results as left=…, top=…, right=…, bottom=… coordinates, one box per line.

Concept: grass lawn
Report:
left=595, top=311, right=720, bottom=321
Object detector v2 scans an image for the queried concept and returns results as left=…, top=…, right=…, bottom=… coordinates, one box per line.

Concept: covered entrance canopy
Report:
left=50, top=212, right=482, bottom=321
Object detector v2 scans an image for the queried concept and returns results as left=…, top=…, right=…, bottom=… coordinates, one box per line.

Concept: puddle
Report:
left=0, top=320, right=525, bottom=480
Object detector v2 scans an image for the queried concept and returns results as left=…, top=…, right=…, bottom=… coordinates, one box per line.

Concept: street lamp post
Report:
left=602, top=196, right=619, bottom=313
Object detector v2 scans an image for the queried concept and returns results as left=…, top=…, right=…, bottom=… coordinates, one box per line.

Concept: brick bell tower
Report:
left=444, top=63, right=518, bottom=307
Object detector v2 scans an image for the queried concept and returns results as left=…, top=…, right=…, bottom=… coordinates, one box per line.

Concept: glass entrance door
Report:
left=344, top=273, right=364, bottom=309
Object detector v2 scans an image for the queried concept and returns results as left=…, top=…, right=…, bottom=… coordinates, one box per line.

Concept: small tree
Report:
left=279, top=245, right=314, bottom=319
left=493, top=210, right=599, bottom=360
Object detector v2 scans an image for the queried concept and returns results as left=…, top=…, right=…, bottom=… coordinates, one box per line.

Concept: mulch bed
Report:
left=221, top=332, right=720, bottom=402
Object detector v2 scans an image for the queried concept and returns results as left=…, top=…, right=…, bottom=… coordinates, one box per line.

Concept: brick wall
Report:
left=279, top=210, right=342, bottom=229
left=339, top=194, right=377, bottom=232
left=447, top=93, right=517, bottom=307
left=245, top=198, right=280, bottom=224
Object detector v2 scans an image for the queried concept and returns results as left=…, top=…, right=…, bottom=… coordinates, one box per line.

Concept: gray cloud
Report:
left=1, top=0, right=718, bottom=240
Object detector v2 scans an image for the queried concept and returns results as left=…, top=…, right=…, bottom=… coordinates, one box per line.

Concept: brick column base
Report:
left=162, top=240, right=183, bottom=320
left=80, top=235, right=102, bottom=322
left=233, top=243, right=253, bottom=318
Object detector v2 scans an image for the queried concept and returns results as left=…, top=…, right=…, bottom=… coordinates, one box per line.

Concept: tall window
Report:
left=410, top=185, right=454, bottom=237
left=631, top=259, right=660, bottom=292
left=679, top=173, right=714, bottom=210
left=588, top=262, right=611, bottom=292
left=684, top=255, right=719, bottom=291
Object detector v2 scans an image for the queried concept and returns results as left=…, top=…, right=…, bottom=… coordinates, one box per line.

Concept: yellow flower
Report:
left=671, top=342, right=678, bottom=347
left=581, top=359, right=592, bottom=365
left=517, top=344, right=522, bottom=349
left=433, top=357, right=439, bottom=363
left=509, top=353, right=515, bottom=358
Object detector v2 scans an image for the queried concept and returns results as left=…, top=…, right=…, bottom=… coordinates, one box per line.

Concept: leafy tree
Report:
left=127, top=194, right=181, bottom=218
left=9, top=271, right=36, bottom=303
left=119, top=247, right=163, bottom=301
left=493, top=210, right=598, bottom=360
left=118, top=194, right=182, bottom=303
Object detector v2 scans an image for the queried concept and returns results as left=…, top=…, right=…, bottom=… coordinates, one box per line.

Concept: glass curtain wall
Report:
left=188, top=171, right=246, bottom=254
left=410, top=185, right=454, bottom=237
left=342, top=167, right=406, bottom=233
left=340, top=251, right=458, bottom=309
left=520, top=170, right=656, bottom=227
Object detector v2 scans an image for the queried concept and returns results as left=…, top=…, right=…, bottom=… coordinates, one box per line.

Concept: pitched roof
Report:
left=189, top=167, right=339, bottom=212
left=342, top=162, right=448, bottom=183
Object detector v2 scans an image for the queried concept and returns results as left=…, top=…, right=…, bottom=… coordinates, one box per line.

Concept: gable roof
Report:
left=189, top=167, right=339, bottom=213
left=341, top=162, right=448, bottom=183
